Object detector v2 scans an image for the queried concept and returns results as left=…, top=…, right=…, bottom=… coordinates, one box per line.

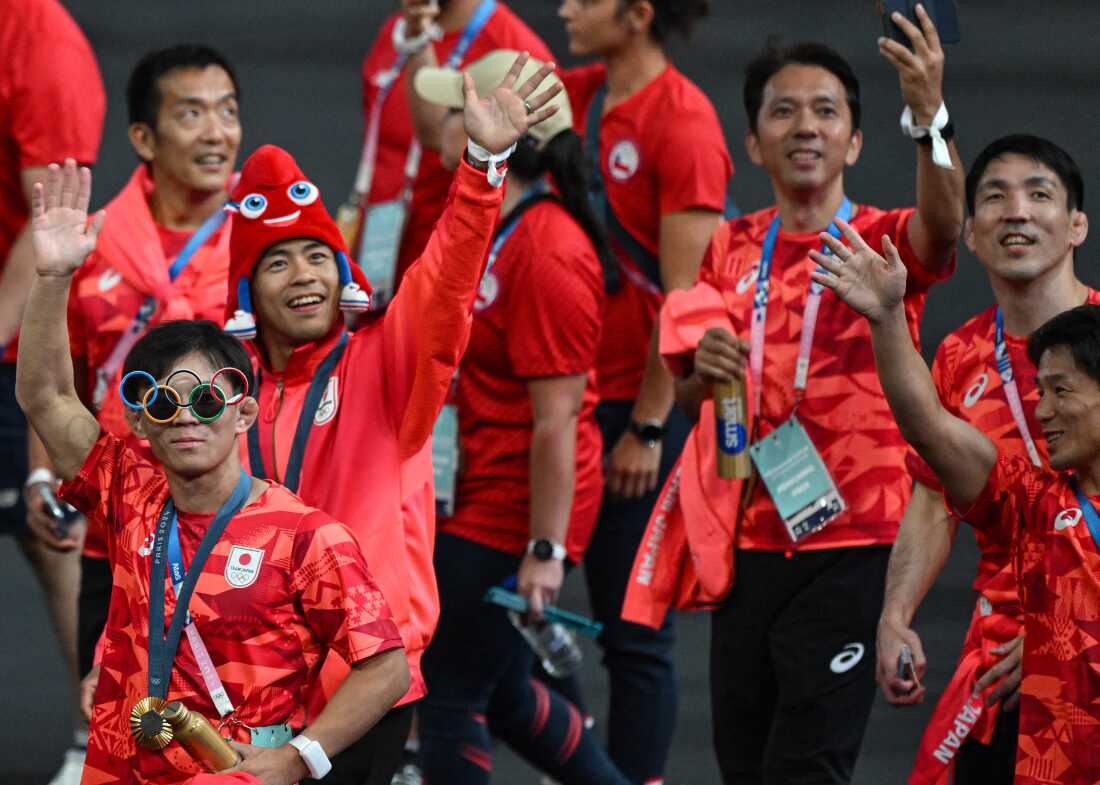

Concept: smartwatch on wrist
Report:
left=628, top=419, right=666, bottom=448
left=527, top=538, right=566, bottom=562
left=288, top=735, right=332, bottom=779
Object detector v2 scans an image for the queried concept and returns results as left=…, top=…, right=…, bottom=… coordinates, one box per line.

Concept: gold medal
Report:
left=130, top=696, right=173, bottom=751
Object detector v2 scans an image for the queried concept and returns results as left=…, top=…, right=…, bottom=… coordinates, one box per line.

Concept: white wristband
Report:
left=467, top=139, right=516, bottom=188
left=391, top=17, right=441, bottom=56
left=900, top=102, right=954, bottom=170
left=25, top=467, right=55, bottom=488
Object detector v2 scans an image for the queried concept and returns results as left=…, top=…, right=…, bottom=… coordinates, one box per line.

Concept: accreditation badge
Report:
left=432, top=403, right=460, bottom=518
left=358, top=200, right=408, bottom=308
left=749, top=416, right=845, bottom=542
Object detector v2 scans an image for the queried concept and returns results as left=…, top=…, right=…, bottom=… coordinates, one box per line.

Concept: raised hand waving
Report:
left=31, top=159, right=105, bottom=278
left=809, top=218, right=908, bottom=324
left=463, top=51, right=562, bottom=154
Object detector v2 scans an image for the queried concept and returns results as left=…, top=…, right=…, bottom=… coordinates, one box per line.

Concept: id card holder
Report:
left=432, top=403, right=460, bottom=518
left=748, top=416, right=845, bottom=542
left=358, top=199, right=408, bottom=308
left=250, top=722, right=293, bottom=748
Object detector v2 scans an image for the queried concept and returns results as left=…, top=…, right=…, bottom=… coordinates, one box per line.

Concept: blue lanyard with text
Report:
left=147, top=469, right=251, bottom=700
left=994, top=308, right=1043, bottom=467
left=1069, top=476, right=1100, bottom=551
left=748, top=197, right=852, bottom=415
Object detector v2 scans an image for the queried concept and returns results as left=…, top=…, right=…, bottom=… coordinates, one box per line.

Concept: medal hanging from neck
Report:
left=131, top=469, right=252, bottom=752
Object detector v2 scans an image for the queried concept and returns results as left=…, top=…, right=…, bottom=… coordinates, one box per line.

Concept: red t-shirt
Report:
left=562, top=63, right=732, bottom=402
left=60, top=433, right=402, bottom=785
left=360, top=5, right=551, bottom=285
left=952, top=456, right=1100, bottom=785
left=908, top=290, right=1100, bottom=598
left=441, top=199, right=604, bottom=562
left=0, top=0, right=105, bottom=361
left=699, top=205, right=951, bottom=550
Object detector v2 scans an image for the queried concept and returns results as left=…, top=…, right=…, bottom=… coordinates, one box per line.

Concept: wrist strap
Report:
left=900, top=102, right=954, bottom=170
left=391, top=17, right=442, bottom=56
left=467, top=139, right=516, bottom=188
left=25, top=467, right=55, bottom=488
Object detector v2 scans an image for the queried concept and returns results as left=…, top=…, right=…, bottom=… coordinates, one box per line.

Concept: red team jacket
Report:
left=240, top=160, right=503, bottom=707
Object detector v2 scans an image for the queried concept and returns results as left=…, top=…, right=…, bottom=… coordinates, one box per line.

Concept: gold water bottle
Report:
left=161, top=701, right=241, bottom=772
left=714, top=379, right=751, bottom=480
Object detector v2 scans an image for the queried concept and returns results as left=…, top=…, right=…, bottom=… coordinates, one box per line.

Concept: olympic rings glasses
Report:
left=119, top=367, right=249, bottom=425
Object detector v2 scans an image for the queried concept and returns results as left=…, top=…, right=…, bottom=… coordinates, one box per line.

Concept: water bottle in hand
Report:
left=508, top=611, right=583, bottom=678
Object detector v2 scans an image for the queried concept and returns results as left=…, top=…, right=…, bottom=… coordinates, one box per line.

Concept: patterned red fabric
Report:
left=360, top=5, right=551, bottom=287
left=952, top=456, right=1100, bottom=785
left=692, top=205, right=951, bottom=550
left=562, top=63, right=732, bottom=402
left=440, top=199, right=604, bottom=562
left=59, top=433, right=402, bottom=785
left=0, top=0, right=104, bottom=360
left=68, top=166, right=232, bottom=558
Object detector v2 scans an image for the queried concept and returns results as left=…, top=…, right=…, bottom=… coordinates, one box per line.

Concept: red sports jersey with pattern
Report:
left=360, top=6, right=551, bottom=286
left=1, top=0, right=104, bottom=361
left=60, top=433, right=402, bottom=785
left=953, top=456, right=1100, bottom=785
left=562, top=63, right=732, bottom=402
left=441, top=199, right=604, bottom=562
left=69, top=166, right=232, bottom=559
left=699, top=205, right=950, bottom=550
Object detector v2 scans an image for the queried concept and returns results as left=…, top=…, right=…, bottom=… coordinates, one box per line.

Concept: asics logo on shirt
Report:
left=98, top=269, right=122, bottom=292
left=829, top=642, right=865, bottom=674
left=1054, top=508, right=1083, bottom=532
left=314, top=377, right=340, bottom=426
left=736, top=264, right=760, bottom=294
left=608, top=140, right=640, bottom=182
left=963, top=373, right=989, bottom=408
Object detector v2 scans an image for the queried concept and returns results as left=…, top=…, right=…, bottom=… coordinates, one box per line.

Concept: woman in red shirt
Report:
left=413, top=51, right=628, bottom=785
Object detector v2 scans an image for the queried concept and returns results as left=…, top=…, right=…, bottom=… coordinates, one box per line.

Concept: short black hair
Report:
left=127, top=44, right=240, bottom=129
left=1027, top=304, right=1100, bottom=389
left=965, top=134, right=1084, bottom=216
left=121, top=320, right=253, bottom=404
left=618, top=0, right=710, bottom=43
left=743, top=40, right=861, bottom=134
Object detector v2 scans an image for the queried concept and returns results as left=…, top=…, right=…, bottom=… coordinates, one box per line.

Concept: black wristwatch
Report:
left=628, top=419, right=666, bottom=448
left=915, top=121, right=955, bottom=145
left=527, top=538, right=566, bottom=562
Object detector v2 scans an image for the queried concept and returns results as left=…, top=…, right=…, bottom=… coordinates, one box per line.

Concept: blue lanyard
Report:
left=445, top=0, right=496, bottom=68
left=1069, top=476, right=1100, bottom=551
left=755, top=197, right=852, bottom=306
left=167, top=208, right=227, bottom=282
left=485, top=183, right=550, bottom=274
left=147, top=469, right=252, bottom=699
left=994, top=308, right=1043, bottom=466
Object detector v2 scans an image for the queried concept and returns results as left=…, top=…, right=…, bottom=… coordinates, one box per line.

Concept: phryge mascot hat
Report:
left=223, top=144, right=371, bottom=339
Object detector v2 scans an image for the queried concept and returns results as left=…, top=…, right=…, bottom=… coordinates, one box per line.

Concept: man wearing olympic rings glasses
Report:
left=16, top=160, right=411, bottom=785
left=220, top=53, right=563, bottom=785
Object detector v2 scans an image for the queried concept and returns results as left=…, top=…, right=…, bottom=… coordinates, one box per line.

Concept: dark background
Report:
left=4, top=1, right=1100, bottom=783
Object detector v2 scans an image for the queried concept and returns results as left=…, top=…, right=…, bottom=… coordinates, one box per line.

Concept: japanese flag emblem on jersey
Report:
left=225, top=545, right=265, bottom=588
left=314, top=377, right=339, bottom=426
left=608, top=140, right=640, bottom=182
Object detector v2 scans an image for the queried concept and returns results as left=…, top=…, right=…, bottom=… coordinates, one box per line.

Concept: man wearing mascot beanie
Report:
left=225, top=52, right=562, bottom=785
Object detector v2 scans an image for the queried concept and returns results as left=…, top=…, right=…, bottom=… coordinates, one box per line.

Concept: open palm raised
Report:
left=30, top=159, right=105, bottom=278
left=809, top=218, right=908, bottom=324
left=463, top=51, right=563, bottom=154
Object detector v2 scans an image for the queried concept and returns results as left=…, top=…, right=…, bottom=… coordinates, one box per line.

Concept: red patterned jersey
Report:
left=60, top=433, right=402, bottom=785
left=360, top=6, right=551, bottom=286
left=699, top=205, right=951, bottom=550
left=562, top=63, right=732, bottom=402
left=953, top=456, right=1100, bottom=785
left=908, top=290, right=1100, bottom=597
left=440, top=199, right=604, bottom=562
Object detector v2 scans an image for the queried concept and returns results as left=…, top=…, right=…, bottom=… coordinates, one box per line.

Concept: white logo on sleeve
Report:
left=963, top=373, right=989, bottom=408
left=475, top=272, right=499, bottom=312
left=830, top=642, right=865, bottom=674
left=608, top=140, right=640, bottom=182
left=313, top=377, right=339, bottom=426
left=225, top=545, right=265, bottom=588
left=736, top=264, right=761, bottom=294
left=1054, top=508, right=1083, bottom=532
left=98, top=269, right=122, bottom=292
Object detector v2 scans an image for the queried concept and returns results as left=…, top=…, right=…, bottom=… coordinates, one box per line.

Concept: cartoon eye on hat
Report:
left=239, top=193, right=268, bottom=219
left=287, top=181, right=319, bottom=206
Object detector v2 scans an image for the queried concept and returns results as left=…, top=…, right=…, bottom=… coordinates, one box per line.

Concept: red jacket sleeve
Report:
left=382, top=159, right=503, bottom=459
